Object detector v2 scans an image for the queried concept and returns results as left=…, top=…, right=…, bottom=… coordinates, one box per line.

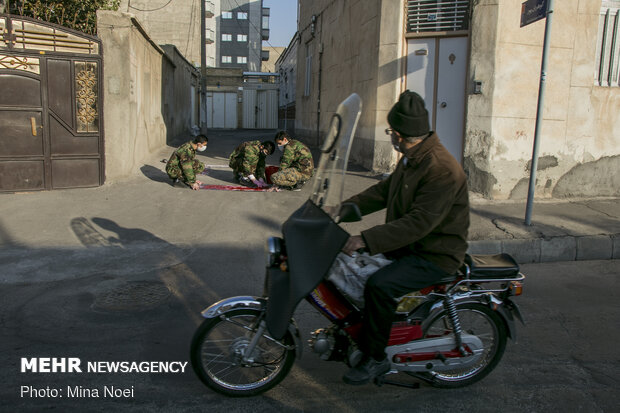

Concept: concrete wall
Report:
left=466, top=0, right=620, bottom=199
left=118, top=0, right=203, bottom=66
left=295, top=0, right=619, bottom=199
left=97, top=11, right=198, bottom=182
left=276, top=34, right=298, bottom=109
left=160, top=44, right=201, bottom=141
left=296, top=0, right=401, bottom=171
left=276, top=34, right=299, bottom=134
left=261, top=46, right=285, bottom=72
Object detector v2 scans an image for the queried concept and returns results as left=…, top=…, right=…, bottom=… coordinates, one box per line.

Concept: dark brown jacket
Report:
left=345, top=133, right=469, bottom=274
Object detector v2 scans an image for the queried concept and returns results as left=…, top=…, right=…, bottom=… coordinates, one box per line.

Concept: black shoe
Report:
left=342, top=356, right=390, bottom=385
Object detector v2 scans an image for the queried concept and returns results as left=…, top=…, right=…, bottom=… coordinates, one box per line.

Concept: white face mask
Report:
left=277, top=144, right=285, bottom=152
left=197, top=145, right=207, bottom=152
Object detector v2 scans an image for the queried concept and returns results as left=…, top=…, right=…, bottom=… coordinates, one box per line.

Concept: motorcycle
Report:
left=190, top=94, right=525, bottom=397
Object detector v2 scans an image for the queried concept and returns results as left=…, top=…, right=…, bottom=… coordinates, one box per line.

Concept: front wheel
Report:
left=190, top=308, right=296, bottom=397
left=420, top=302, right=507, bottom=388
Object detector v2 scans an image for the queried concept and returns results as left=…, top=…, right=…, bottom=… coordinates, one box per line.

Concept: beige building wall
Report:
left=118, top=0, right=203, bottom=66
left=295, top=0, right=402, bottom=171
left=98, top=11, right=167, bottom=182
left=297, top=0, right=619, bottom=199
left=466, top=0, right=620, bottom=199
left=98, top=11, right=198, bottom=182
left=262, top=46, right=285, bottom=72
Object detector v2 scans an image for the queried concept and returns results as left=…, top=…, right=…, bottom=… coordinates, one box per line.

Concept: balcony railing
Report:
left=205, top=1, right=215, bottom=18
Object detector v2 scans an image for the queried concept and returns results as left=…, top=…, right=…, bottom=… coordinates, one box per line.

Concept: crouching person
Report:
left=228, top=140, right=275, bottom=188
left=166, top=135, right=208, bottom=190
left=270, top=131, right=314, bottom=190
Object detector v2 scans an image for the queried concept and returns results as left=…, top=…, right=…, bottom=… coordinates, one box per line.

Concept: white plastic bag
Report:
left=327, top=252, right=392, bottom=307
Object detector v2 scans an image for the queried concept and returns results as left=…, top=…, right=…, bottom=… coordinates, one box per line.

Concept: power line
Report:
left=128, top=0, right=174, bottom=13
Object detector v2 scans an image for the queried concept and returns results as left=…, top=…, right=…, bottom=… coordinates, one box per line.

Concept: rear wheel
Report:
left=190, top=309, right=296, bottom=397
left=421, top=302, right=507, bottom=388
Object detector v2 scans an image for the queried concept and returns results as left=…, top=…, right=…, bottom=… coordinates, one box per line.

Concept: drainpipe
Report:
left=314, top=14, right=323, bottom=147
left=317, top=42, right=323, bottom=147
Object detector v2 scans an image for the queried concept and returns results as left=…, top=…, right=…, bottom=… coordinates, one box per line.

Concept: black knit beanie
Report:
left=387, top=90, right=430, bottom=137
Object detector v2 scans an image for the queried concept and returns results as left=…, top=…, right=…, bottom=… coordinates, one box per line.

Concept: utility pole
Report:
left=522, top=0, right=554, bottom=226
left=200, top=0, right=207, bottom=133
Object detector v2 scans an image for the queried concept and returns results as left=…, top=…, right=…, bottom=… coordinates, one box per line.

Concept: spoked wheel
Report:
left=190, top=308, right=296, bottom=397
left=419, top=302, right=507, bottom=388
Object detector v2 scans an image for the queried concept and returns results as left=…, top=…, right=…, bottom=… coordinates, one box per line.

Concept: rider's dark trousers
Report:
left=361, top=254, right=450, bottom=361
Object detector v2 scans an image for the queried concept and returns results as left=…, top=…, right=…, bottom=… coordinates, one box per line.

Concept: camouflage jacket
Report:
left=279, top=139, right=314, bottom=179
left=167, top=141, right=198, bottom=183
left=228, top=140, right=266, bottom=179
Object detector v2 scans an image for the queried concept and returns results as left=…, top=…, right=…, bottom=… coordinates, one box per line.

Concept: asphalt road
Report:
left=2, top=257, right=619, bottom=413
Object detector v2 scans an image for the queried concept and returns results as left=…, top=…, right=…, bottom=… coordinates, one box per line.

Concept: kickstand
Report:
left=374, top=375, right=420, bottom=389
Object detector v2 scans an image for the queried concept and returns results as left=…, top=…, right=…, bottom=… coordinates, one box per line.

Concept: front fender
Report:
left=200, top=296, right=264, bottom=318
left=200, top=296, right=302, bottom=359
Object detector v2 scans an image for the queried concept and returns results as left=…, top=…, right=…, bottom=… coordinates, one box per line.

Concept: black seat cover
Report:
left=465, top=253, right=520, bottom=278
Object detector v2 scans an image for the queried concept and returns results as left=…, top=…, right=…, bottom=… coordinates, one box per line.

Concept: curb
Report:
left=468, top=233, right=620, bottom=264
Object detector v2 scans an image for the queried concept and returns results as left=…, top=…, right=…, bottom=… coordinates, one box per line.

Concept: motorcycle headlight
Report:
left=266, top=237, right=283, bottom=267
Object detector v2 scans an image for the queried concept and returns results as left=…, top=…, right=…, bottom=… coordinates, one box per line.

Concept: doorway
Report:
left=406, top=36, right=468, bottom=163
left=0, top=15, right=104, bottom=191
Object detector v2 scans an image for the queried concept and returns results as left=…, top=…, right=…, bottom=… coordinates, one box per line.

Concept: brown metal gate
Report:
left=0, top=14, right=104, bottom=192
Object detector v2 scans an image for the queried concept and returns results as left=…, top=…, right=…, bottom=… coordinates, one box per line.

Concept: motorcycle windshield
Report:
left=266, top=94, right=362, bottom=339
left=310, top=93, right=363, bottom=217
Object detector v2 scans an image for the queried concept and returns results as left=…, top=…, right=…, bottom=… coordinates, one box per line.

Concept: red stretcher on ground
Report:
left=198, top=165, right=279, bottom=191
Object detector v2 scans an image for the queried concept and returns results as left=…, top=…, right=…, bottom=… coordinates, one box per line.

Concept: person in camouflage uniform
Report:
left=166, top=135, right=208, bottom=190
left=228, top=140, right=275, bottom=188
left=271, top=131, right=314, bottom=189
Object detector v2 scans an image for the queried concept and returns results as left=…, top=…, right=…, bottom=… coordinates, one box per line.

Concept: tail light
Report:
left=510, top=281, right=523, bottom=296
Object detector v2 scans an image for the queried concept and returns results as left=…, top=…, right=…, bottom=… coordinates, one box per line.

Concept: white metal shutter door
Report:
left=243, top=89, right=257, bottom=128
left=406, top=38, right=436, bottom=126
left=212, top=92, right=226, bottom=128
left=266, top=90, right=278, bottom=129
left=206, top=92, right=213, bottom=128
left=224, top=92, right=237, bottom=128
left=256, top=91, right=267, bottom=129
left=435, top=37, right=467, bottom=163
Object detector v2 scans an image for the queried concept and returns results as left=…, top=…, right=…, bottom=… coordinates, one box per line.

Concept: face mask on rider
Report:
left=391, top=134, right=403, bottom=153
left=277, top=144, right=286, bottom=152
left=197, top=144, right=207, bottom=152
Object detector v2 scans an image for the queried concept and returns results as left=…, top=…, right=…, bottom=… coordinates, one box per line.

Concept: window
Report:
left=406, top=0, right=469, bottom=33
left=237, top=34, right=247, bottom=42
left=222, top=11, right=232, bottom=19
left=262, top=16, right=269, bottom=30
left=222, top=34, right=232, bottom=42
left=304, top=44, right=312, bottom=96
left=237, top=56, right=247, bottom=64
left=238, top=12, right=248, bottom=20
left=596, top=1, right=620, bottom=86
left=222, top=56, right=232, bottom=63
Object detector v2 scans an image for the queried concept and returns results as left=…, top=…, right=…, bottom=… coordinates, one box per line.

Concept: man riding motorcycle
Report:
left=341, top=90, right=470, bottom=385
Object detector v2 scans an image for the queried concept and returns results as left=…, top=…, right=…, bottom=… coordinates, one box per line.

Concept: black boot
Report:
left=342, top=356, right=390, bottom=385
